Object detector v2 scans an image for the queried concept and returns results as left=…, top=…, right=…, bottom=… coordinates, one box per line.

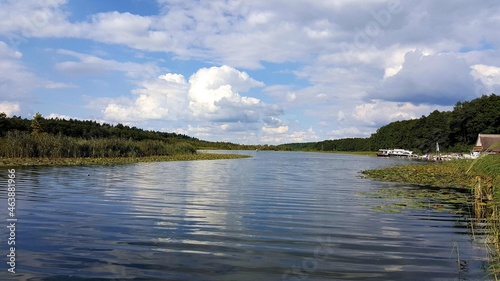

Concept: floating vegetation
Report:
left=362, top=156, right=500, bottom=207
left=362, top=162, right=473, bottom=189
left=358, top=185, right=470, bottom=214
left=0, top=153, right=251, bottom=167
left=362, top=155, right=500, bottom=278
left=359, top=161, right=474, bottom=213
left=362, top=156, right=499, bottom=189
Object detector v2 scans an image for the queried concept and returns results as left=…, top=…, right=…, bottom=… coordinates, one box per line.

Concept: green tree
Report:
left=30, top=112, right=44, bottom=135
left=0, top=112, right=8, bottom=136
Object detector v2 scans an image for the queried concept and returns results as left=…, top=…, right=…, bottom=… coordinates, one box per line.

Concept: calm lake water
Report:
left=0, top=151, right=491, bottom=280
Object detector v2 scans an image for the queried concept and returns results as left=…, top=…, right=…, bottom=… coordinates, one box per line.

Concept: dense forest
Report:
left=279, top=94, right=500, bottom=153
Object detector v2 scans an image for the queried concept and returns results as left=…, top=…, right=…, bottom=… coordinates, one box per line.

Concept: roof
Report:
left=475, top=134, right=500, bottom=152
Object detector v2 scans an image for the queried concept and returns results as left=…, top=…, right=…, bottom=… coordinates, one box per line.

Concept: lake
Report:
left=0, top=151, right=491, bottom=280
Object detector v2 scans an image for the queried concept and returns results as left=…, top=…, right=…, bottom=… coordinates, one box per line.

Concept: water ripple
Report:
left=0, top=152, right=490, bottom=280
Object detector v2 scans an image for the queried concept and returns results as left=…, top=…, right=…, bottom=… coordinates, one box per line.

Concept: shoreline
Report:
left=0, top=153, right=252, bottom=167
left=362, top=155, right=499, bottom=189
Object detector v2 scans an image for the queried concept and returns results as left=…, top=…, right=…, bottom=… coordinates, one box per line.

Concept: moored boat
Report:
left=377, top=149, right=414, bottom=158
left=377, top=149, right=391, bottom=157
left=389, top=149, right=414, bottom=157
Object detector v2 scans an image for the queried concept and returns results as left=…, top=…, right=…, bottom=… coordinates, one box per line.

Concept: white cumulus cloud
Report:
left=471, top=64, right=500, bottom=94
left=188, top=65, right=266, bottom=122
left=102, top=73, right=189, bottom=122
left=100, top=65, right=288, bottom=141
left=0, top=101, right=20, bottom=116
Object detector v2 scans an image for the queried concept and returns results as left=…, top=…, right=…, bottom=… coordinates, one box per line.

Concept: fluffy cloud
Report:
left=101, top=65, right=287, bottom=141
left=0, top=0, right=67, bottom=36
left=0, top=101, right=20, bottom=116
left=188, top=65, right=265, bottom=121
left=2, top=1, right=500, bottom=69
left=369, top=50, right=482, bottom=105
left=353, top=100, right=451, bottom=127
left=262, top=116, right=288, bottom=134
left=471, top=64, right=500, bottom=95
left=78, top=12, right=175, bottom=52
left=102, top=73, right=189, bottom=122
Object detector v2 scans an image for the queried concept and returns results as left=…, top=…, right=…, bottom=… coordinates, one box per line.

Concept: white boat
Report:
left=377, top=149, right=414, bottom=158
left=389, top=149, right=414, bottom=157
left=377, top=149, right=391, bottom=157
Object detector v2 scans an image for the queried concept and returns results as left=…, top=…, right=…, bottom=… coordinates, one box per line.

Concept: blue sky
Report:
left=1, top=0, right=499, bottom=144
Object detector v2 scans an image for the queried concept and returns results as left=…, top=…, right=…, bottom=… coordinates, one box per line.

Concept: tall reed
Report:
left=0, top=131, right=197, bottom=158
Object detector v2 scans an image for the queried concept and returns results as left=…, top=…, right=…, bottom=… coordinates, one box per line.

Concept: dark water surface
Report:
left=0, top=151, right=491, bottom=280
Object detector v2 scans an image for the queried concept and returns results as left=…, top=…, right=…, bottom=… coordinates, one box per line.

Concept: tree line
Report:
left=0, top=113, right=200, bottom=158
left=279, top=94, right=500, bottom=153
left=1, top=93, right=498, bottom=157
left=0, top=113, right=194, bottom=142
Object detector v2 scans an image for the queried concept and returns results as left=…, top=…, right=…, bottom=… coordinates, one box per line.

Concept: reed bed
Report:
left=0, top=131, right=252, bottom=166
left=0, top=131, right=197, bottom=158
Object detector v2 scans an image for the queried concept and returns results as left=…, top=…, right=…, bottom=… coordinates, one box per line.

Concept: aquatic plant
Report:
left=0, top=153, right=251, bottom=167
left=362, top=155, right=500, bottom=278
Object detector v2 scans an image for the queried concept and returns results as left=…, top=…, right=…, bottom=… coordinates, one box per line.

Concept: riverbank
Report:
left=362, top=155, right=499, bottom=189
left=0, top=153, right=252, bottom=167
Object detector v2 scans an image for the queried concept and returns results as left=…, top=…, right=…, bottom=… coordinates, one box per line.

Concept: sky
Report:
left=0, top=0, right=499, bottom=144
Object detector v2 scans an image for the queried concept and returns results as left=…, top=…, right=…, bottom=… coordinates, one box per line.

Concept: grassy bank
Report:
left=362, top=155, right=499, bottom=189
left=362, top=155, right=500, bottom=277
left=0, top=153, right=251, bottom=167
